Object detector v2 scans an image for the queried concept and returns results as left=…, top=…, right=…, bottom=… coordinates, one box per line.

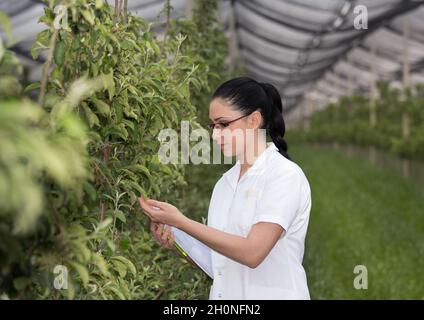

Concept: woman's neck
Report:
left=238, top=139, right=268, bottom=180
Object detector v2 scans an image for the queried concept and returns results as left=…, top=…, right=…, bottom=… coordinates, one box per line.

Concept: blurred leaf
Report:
left=13, top=277, right=30, bottom=291
left=0, top=11, right=12, bottom=44
left=70, top=262, right=90, bottom=287
left=111, top=256, right=136, bottom=276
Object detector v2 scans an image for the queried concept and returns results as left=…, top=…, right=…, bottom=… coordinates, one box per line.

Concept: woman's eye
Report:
left=208, top=122, right=228, bottom=130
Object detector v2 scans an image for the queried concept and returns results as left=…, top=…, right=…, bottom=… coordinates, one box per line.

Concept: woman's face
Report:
left=209, top=98, right=261, bottom=158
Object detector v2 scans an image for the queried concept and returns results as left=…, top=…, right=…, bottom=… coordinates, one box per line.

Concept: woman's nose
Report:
left=211, top=128, right=221, bottom=142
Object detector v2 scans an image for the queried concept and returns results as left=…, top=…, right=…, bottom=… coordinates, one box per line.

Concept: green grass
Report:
left=290, top=144, right=424, bottom=299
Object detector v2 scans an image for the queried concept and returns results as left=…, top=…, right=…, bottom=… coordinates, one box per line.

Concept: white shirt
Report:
left=207, top=142, right=311, bottom=300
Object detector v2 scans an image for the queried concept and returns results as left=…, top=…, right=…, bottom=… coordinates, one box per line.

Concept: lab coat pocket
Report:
left=234, top=188, right=260, bottom=236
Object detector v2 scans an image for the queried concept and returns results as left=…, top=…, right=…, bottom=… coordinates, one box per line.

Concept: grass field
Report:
left=290, top=144, right=424, bottom=299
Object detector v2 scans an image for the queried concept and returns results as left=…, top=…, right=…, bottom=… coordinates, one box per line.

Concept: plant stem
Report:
left=154, top=288, right=166, bottom=300
left=99, top=201, right=105, bottom=222
left=113, top=0, right=120, bottom=26
left=123, top=0, right=128, bottom=24
left=38, top=28, right=59, bottom=105
left=99, top=140, right=111, bottom=222
left=160, top=0, right=171, bottom=55
left=164, top=0, right=171, bottom=42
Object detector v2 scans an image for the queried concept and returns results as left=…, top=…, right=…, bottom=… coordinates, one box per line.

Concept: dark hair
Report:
left=211, top=76, right=291, bottom=160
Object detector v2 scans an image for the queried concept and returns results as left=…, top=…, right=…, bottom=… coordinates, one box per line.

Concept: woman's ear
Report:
left=249, top=110, right=263, bottom=129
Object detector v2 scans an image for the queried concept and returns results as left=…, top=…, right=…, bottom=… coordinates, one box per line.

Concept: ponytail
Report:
left=259, top=82, right=291, bottom=160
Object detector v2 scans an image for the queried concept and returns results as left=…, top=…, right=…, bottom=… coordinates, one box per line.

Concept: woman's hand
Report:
left=138, top=196, right=187, bottom=229
left=150, top=221, right=175, bottom=250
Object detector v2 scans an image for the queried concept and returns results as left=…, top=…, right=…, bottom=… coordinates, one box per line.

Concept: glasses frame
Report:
left=207, top=112, right=254, bottom=131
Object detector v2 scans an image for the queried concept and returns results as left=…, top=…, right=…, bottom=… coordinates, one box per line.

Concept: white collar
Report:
left=222, top=142, right=278, bottom=191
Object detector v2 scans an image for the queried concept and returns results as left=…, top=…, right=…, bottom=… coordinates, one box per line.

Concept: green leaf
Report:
left=0, top=39, right=4, bottom=61
left=106, top=238, right=116, bottom=252
left=121, top=40, right=132, bottom=50
left=31, top=29, right=50, bottom=60
left=24, top=82, right=41, bottom=93
left=101, top=70, right=115, bottom=100
left=67, top=281, right=75, bottom=300
left=120, top=236, right=130, bottom=252
left=92, top=254, right=109, bottom=276
left=138, top=243, right=152, bottom=253
left=81, top=9, right=95, bottom=26
left=54, top=40, right=66, bottom=66
left=70, top=262, right=89, bottom=287
left=13, top=277, right=30, bottom=291
left=128, top=191, right=138, bottom=205
left=97, top=217, right=113, bottom=231
left=122, top=179, right=146, bottom=197
left=111, top=256, right=136, bottom=275
left=104, top=123, right=128, bottom=141
left=114, top=210, right=126, bottom=223
left=111, top=260, right=127, bottom=278
left=121, top=119, right=135, bottom=131
left=38, top=7, right=54, bottom=26
left=83, top=181, right=97, bottom=201
left=72, top=241, right=91, bottom=263
left=71, top=36, right=80, bottom=50
left=127, top=164, right=151, bottom=178
left=82, top=103, right=100, bottom=128
left=123, top=105, right=138, bottom=120
left=108, top=285, right=126, bottom=300
left=0, top=10, right=12, bottom=44
left=91, top=98, right=110, bottom=116
left=95, top=0, right=104, bottom=9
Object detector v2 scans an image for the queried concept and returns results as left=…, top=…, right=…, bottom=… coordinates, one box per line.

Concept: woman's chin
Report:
left=224, top=147, right=245, bottom=159
left=220, top=145, right=233, bottom=157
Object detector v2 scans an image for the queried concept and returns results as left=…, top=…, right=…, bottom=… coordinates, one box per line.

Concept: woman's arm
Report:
left=178, top=216, right=284, bottom=268
left=138, top=196, right=284, bottom=268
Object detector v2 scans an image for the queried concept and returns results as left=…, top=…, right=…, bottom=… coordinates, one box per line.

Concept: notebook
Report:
left=169, top=226, right=214, bottom=279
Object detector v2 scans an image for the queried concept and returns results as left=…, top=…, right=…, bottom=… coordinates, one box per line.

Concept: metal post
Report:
left=402, top=19, right=411, bottom=177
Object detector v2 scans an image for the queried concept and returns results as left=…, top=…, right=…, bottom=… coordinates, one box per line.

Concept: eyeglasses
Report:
left=207, top=113, right=252, bottom=131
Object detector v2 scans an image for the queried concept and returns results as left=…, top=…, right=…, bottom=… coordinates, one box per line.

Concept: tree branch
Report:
left=38, top=28, right=59, bottom=105
left=113, top=0, right=120, bottom=26
left=123, top=0, right=128, bottom=25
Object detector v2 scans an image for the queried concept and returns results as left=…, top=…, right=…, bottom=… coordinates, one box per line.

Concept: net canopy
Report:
left=1, top=0, right=423, bottom=124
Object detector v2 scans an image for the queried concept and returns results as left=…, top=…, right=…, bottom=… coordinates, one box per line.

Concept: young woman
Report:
left=139, top=77, right=312, bottom=300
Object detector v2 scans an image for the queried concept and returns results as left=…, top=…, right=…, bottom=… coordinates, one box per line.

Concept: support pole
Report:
left=402, top=19, right=411, bottom=177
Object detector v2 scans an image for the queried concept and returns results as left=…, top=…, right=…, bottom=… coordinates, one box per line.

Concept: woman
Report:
left=139, top=77, right=312, bottom=300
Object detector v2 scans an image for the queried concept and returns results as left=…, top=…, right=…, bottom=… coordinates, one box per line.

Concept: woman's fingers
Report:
left=150, top=221, right=158, bottom=233
left=150, top=221, right=174, bottom=250
left=146, top=198, right=167, bottom=210
left=161, top=225, right=171, bottom=244
left=165, top=229, right=175, bottom=250
left=156, top=223, right=165, bottom=243
left=150, top=221, right=163, bottom=244
left=139, top=197, right=165, bottom=215
left=150, top=222, right=159, bottom=242
left=150, top=221, right=160, bottom=235
left=139, top=197, right=158, bottom=218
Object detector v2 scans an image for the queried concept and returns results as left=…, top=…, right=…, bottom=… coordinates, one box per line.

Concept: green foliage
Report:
left=169, top=0, right=229, bottom=125
left=292, top=144, right=424, bottom=299
left=0, top=33, right=109, bottom=298
left=288, top=82, right=424, bottom=161
left=0, top=38, right=22, bottom=98
left=0, top=0, right=229, bottom=299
